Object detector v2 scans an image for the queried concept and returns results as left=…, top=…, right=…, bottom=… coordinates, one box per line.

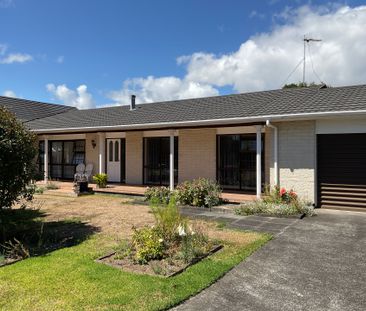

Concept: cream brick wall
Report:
left=85, top=133, right=99, bottom=176
left=264, top=128, right=272, bottom=185
left=125, top=131, right=143, bottom=184
left=275, top=121, right=316, bottom=202
left=178, top=128, right=216, bottom=182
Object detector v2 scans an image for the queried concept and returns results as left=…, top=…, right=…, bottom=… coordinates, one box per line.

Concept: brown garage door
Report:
left=317, top=133, right=366, bottom=210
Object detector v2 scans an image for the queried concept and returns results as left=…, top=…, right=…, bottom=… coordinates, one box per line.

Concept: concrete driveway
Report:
left=174, top=209, right=366, bottom=311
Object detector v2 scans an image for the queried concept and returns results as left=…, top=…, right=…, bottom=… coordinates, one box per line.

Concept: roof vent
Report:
left=130, top=95, right=136, bottom=110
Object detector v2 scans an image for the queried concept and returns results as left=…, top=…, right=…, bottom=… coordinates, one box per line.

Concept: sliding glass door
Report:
left=217, top=134, right=264, bottom=191
left=143, top=137, right=178, bottom=185
left=39, top=140, right=85, bottom=180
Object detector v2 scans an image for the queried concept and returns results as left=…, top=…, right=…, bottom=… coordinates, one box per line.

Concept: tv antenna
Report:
left=303, top=36, right=322, bottom=84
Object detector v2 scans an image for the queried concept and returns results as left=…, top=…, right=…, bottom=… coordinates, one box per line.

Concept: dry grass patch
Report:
left=32, top=193, right=155, bottom=238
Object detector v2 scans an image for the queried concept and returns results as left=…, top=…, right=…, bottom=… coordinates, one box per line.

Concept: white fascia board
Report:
left=32, top=109, right=366, bottom=134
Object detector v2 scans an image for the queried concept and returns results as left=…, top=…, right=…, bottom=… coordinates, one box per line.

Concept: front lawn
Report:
left=0, top=194, right=270, bottom=311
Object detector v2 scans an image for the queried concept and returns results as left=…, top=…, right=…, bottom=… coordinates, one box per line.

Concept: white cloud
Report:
left=2, top=90, right=16, bottom=97
left=179, top=5, right=366, bottom=92
left=108, top=76, right=219, bottom=105
left=106, top=5, right=366, bottom=107
left=0, top=0, right=13, bottom=8
left=56, top=55, right=64, bottom=63
left=46, top=84, right=95, bottom=109
left=0, top=53, right=33, bottom=64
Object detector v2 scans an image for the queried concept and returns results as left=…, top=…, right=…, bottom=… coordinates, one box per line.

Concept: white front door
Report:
left=106, top=139, right=121, bottom=182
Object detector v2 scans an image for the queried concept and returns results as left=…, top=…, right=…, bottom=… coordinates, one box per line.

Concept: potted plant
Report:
left=93, top=173, right=108, bottom=188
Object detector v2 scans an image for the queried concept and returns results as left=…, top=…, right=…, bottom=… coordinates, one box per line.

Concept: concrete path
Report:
left=175, top=209, right=366, bottom=311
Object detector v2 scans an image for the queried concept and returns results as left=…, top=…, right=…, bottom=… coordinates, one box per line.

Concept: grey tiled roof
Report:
left=0, top=96, right=76, bottom=122
left=25, top=84, right=366, bottom=132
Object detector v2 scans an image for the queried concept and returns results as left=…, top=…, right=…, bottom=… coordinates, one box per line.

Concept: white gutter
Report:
left=265, top=120, right=279, bottom=186
left=31, top=109, right=366, bottom=134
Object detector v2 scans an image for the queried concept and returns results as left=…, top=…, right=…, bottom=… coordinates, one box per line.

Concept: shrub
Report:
left=26, top=183, right=44, bottom=195
left=235, top=199, right=315, bottom=217
left=116, top=198, right=212, bottom=267
left=177, top=223, right=211, bottom=263
left=131, top=226, right=164, bottom=264
left=0, top=107, right=37, bottom=209
left=263, top=185, right=298, bottom=205
left=175, top=178, right=222, bottom=208
left=144, top=186, right=171, bottom=204
left=93, top=173, right=108, bottom=188
left=150, top=197, right=185, bottom=244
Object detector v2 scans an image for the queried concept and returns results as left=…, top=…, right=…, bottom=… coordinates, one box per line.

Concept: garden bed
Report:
left=235, top=186, right=315, bottom=218
left=96, top=244, right=223, bottom=277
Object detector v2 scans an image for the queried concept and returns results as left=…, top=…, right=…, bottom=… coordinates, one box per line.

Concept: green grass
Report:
left=0, top=232, right=270, bottom=310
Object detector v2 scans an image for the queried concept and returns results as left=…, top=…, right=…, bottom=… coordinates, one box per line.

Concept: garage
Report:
left=317, top=133, right=366, bottom=210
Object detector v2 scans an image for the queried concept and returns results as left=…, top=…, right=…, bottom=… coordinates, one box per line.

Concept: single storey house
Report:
left=2, top=84, right=366, bottom=211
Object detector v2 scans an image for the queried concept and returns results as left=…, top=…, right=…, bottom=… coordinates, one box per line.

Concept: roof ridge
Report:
left=88, top=83, right=366, bottom=111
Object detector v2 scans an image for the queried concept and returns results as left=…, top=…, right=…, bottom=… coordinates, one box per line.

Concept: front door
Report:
left=107, top=139, right=121, bottom=182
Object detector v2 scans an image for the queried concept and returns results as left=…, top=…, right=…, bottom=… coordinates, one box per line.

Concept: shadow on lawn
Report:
left=0, top=207, right=99, bottom=260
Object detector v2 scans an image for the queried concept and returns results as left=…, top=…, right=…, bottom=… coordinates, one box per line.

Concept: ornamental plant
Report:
left=0, top=107, right=37, bottom=209
left=174, top=178, right=222, bottom=208
left=116, top=198, right=212, bottom=267
left=263, top=185, right=298, bottom=205
left=92, top=173, right=108, bottom=188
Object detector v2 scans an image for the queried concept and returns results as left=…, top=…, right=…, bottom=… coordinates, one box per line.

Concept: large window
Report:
left=143, top=137, right=178, bottom=185
left=217, top=134, right=264, bottom=191
left=38, top=140, right=85, bottom=180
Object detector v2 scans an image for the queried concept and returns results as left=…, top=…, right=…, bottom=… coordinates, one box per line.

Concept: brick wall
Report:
left=178, top=128, right=216, bottom=182
left=85, top=133, right=99, bottom=176
left=125, top=131, right=143, bottom=184
left=276, top=121, right=316, bottom=202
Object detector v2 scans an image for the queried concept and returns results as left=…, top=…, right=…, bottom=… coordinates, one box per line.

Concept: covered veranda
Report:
left=39, top=121, right=278, bottom=200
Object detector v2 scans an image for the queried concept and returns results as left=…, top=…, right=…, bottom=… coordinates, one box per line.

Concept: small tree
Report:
left=0, top=107, right=37, bottom=209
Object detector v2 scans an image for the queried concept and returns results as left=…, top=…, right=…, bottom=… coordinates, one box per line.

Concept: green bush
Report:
left=175, top=178, right=222, bottom=208
left=144, top=179, right=222, bottom=208
left=144, top=186, right=171, bottom=204
left=116, top=198, right=212, bottom=267
left=131, top=226, right=164, bottom=264
left=92, top=173, right=108, bottom=188
left=0, top=107, right=37, bottom=209
left=150, top=197, right=185, bottom=244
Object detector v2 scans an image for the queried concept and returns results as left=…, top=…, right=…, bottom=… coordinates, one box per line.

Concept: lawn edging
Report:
left=165, top=233, right=272, bottom=310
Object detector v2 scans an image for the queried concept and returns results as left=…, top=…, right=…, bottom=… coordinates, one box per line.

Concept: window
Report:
left=109, top=141, right=113, bottom=162
left=115, top=141, right=119, bottom=161
left=38, top=140, right=85, bottom=180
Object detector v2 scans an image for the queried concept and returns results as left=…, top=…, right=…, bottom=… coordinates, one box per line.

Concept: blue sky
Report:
left=1, top=0, right=366, bottom=108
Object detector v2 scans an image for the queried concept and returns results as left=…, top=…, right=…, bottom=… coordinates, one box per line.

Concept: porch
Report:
left=37, top=181, right=257, bottom=204
left=38, top=124, right=277, bottom=200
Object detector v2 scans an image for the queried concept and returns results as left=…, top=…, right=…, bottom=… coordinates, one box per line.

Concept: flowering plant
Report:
left=263, top=185, right=298, bottom=205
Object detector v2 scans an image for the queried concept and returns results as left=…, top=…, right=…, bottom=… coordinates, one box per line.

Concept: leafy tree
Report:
left=0, top=107, right=37, bottom=209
